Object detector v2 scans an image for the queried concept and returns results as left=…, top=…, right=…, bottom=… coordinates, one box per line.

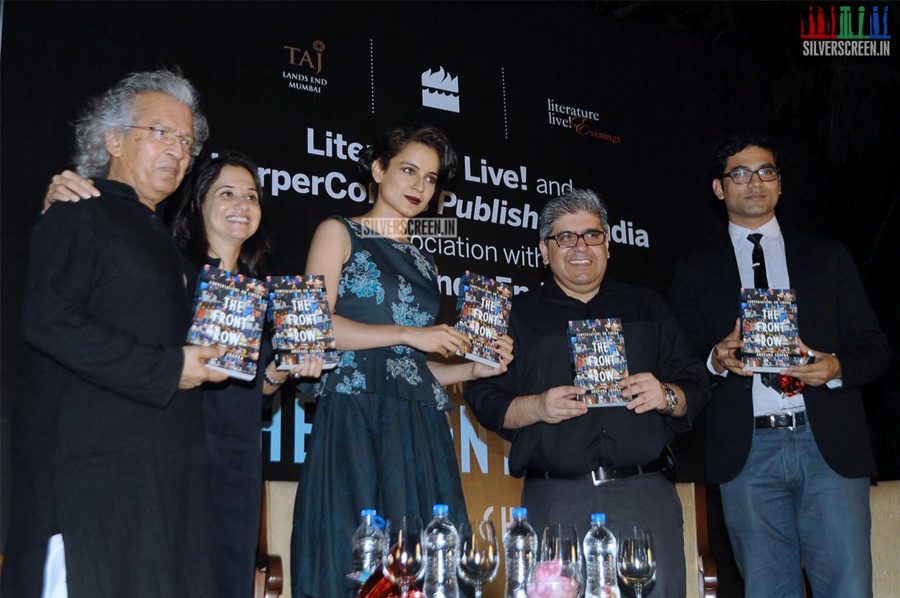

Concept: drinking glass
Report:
left=528, top=523, right=583, bottom=597
left=458, top=520, right=500, bottom=598
left=617, top=526, right=656, bottom=598
left=382, top=516, right=425, bottom=598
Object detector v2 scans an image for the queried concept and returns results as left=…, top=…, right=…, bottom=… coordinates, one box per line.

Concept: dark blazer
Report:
left=670, top=226, right=890, bottom=484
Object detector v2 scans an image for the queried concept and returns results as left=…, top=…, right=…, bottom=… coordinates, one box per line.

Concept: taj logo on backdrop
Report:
left=800, top=3, right=891, bottom=56
left=282, top=39, right=328, bottom=93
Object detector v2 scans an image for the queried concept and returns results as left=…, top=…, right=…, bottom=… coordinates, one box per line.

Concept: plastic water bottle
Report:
left=351, top=509, right=386, bottom=592
left=503, top=507, right=537, bottom=598
left=583, top=512, right=619, bottom=598
left=423, top=503, right=460, bottom=598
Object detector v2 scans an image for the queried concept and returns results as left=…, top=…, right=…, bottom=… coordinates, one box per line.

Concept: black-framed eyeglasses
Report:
left=123, top=125, right=200, bottom=157
left=544, top=229, right=607, bottom=248
left=721, top=166, right=780, bottom=185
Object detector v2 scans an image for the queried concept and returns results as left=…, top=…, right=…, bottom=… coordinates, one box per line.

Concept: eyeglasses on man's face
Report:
left=721, top=166, right=780, bottom=185
left=544, top=229, right=607, bottom=248
left=123, top=125, right=200, bottom=157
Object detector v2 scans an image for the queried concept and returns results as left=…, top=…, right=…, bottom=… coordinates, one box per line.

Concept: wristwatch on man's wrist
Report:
left=659, top=383, right=678, bottom=415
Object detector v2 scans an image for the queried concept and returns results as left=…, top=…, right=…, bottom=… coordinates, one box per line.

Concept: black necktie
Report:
left=748, top=233, right=768, bottom=288
left=747, top=232, right=799, bottom=394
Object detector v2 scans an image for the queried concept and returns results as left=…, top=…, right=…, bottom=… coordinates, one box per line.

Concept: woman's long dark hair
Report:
left=172, top=150, right=272, bottom=277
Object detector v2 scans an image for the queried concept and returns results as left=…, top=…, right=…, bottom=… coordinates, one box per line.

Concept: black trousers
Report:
left=522, top=472, right=686, bottom=598
left=205, top=392, right=263, bottom=598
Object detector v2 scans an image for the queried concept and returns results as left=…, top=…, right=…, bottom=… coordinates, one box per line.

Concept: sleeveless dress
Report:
left=291, top=217, right=468, bottom=597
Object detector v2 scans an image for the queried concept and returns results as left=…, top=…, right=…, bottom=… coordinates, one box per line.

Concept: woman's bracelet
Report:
left=264, top=370, right=286, bottom=386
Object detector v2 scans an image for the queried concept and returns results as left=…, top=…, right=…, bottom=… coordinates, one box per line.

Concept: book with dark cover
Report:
left=267, top=274, right=338, bottom=370
left=567, top=318, right=629, bottom=407
left=740, top=287, right=803, bottom=372
left=187, top=265, right=268, bottom=381
left=454, top=271, right=512, bottom=368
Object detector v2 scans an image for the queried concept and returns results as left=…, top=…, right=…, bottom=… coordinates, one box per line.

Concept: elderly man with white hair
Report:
left=4, top=69, right=227, bottom=598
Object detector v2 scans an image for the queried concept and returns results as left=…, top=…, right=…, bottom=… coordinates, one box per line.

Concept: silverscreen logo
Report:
left=359, top=218, right=458, bottom=240
left=800, top=4, right=890, bottom=56
left=421, top=67, right=460, bottom=113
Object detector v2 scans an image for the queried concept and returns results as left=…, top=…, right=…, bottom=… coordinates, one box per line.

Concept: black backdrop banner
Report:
left=2, top=2, right=897, bottom=484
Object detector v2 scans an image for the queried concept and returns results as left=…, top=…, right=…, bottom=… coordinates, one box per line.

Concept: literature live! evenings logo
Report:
left=800, top=4, right=891, bottom=56
left=282, top=39, right=328, bottom=94
left=421, top=66, right=460, bottom=113
left=546, top=97, right=622, bottom=146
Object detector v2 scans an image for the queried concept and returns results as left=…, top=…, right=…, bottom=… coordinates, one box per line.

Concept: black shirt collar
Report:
left=94, top=178, right=160, bottom=215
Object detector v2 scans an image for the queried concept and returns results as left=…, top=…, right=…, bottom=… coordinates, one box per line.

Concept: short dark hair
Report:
left=712, top=131, right=779, bottom=179
left=171, top=150, right=271, bottom=277
left=357, top=124, right=458, bottom=189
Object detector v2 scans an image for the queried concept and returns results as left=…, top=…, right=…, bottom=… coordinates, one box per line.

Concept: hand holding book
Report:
left=712, top=319, right=752, bottom=377
left=400, top=324, right=469, bottom=357
left=504, top=385, right=588, bottom=428
left=180, top=345, right=229, bottom=389
left=784, top=339, right=840, bottom=386
left=622, top=374, right=685, bottom=417
left=469, top=333, right=514, bottom=379
left=261, top=355, right=325, bottom=393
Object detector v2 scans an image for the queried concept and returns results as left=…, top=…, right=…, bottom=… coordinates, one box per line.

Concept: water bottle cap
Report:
left=360, top=508, right=377, bottom=519
left=512, top=507, right=528, bottom=519
left=591, top=512, right=606, bottom=525
left=432, top=504, right=449, bottom=517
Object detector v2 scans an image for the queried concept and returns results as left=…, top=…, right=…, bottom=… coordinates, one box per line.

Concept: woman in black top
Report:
left=174, top=151, right=324, bottom=598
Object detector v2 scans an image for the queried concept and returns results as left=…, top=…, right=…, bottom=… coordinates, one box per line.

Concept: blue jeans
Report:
left=720, top=422, right=872, bottom=597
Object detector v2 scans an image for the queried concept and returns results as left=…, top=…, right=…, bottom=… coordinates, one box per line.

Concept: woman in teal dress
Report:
left=291, top=125, right=513, bottom=597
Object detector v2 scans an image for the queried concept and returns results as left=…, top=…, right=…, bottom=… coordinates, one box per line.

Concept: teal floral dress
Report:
left=291, top=217, right=468, bottom=597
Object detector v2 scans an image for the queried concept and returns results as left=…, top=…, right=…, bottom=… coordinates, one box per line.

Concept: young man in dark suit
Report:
left=670, top=132, right=890, bottom=597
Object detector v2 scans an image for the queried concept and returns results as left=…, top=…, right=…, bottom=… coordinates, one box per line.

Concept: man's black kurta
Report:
left=10, top=178, right=214, bottom=597
left=465, top=275, right=709, bottom=476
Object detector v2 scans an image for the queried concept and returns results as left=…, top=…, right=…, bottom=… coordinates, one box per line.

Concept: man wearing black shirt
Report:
left=4, top=70, right=227, bottom=598
left=465, top=189, right=708, bottom=597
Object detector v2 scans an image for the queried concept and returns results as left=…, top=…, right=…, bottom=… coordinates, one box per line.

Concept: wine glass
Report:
left=382, top=516, right=425, bottom=598
left=458, top=520, right=500, bottom=598
left=529, top=523, right=583, bottom=597
left=617, top=526, right=656, bottom=598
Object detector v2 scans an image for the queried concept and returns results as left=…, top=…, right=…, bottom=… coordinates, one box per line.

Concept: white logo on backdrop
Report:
left=421, top=66, right=460, bottom=113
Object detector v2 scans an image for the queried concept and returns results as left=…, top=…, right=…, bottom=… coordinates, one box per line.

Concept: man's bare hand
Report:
left=784, top=339, right=841, bottom=386
left=179, top=345, right=229, bottom=389
left=712, top=318, right=751, bottom=376
left=533, top=385, right=589, bottom=424
left=622, top=372, right=666, bottom=414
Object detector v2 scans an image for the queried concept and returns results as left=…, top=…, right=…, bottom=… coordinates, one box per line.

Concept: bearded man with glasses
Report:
left=466, top=188, right=709, bottom=598
left=670, top=132, right=890, bottom=597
